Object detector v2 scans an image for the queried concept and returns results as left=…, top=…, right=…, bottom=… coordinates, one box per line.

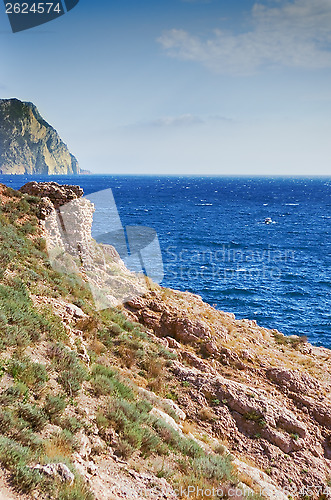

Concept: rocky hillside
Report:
left=0, top=99, right=80, bottom=175
left=0, top=182, right=330, bottom=500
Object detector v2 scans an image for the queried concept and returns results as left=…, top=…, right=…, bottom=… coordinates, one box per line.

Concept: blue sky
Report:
left=1, top=0, right=331, bottom=175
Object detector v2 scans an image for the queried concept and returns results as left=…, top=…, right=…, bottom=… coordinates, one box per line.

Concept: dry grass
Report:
left=45, top=431, right=75, bottom=459
left=198, top=407, right=217, bottom=422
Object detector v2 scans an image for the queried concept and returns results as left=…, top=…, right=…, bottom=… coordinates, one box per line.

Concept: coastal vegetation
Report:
left=0, top=182, right=330, bottom=500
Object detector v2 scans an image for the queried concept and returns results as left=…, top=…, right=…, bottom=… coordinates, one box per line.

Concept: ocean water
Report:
left=1, top=175, right=330, bottom=348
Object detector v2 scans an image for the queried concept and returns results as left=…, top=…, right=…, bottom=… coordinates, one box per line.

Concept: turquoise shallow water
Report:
left=1, top=175, right=330, bottom=348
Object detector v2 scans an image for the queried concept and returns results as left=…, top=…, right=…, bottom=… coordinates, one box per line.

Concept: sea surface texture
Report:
left=1, top=175, right=330, bottom=348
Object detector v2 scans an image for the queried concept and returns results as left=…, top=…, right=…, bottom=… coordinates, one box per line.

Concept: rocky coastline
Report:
left=0, top=181, right=330, bottom=500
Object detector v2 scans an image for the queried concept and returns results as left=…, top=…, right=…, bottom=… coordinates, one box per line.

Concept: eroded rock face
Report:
left=0, top=98, right=80, bottom=175
left=126, top=290, right=227, bottom=345
left=20, top=181, right=94, bottom=259
left=171, top=359, right=330, bottom=494
left=125, top=287, right=331, bottom=496
left=266, top=368, right=331, bottom=429
left=20, top=181, right=83, bottom=209
left=22, top=181, right=147, bottom=309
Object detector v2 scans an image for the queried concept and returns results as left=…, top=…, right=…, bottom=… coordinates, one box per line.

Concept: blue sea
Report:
left=1, top=175, right=330, bottom=348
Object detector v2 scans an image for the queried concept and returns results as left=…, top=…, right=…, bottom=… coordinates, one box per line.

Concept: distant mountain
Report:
left=0, top=98, right=80, bottom=175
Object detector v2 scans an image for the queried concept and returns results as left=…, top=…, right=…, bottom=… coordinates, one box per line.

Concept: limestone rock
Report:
left=33, top=463, right=74, bottom=483
left=150, top=407, right=183, bottom=433
left=20, top=181, right=83, bottom=208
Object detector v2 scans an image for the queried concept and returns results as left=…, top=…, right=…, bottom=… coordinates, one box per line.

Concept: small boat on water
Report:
left=264, top=217, right=273, bottom=224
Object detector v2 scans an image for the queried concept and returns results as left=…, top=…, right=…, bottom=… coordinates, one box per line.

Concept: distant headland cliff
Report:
left=0, top=98, right=81, bottom=175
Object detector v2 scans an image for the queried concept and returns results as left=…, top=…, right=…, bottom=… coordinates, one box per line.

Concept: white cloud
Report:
left=158, top=0, right=331, bottom=74
left=123, top=114, right=232, bottom=130
left=151, top=114, right=204, bottom=127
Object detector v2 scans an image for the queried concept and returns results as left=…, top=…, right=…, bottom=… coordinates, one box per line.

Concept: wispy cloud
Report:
left=158, top=0, right=331, bottom=75
left=123, top=113, right=232, bottom=130
left=151, top=114, right=204, bottom=127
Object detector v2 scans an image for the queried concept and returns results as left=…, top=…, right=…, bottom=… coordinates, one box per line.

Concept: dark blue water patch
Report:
left=0, top=174, right=330, bottom=348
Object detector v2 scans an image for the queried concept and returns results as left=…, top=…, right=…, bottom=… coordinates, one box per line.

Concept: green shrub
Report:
left=191, top=454, right=234, bottom=482
left=0, top=408, right=18, bottom=435
left=101, top=397, right=161, bottom=457
left=0, top=282, right=48, bottom=348
left=57, top=476, right=95, bottom=500
left=177, top=437, right=204, bottom=459
left=61, top=416, right=83, bottom=434
left=90, top=364, right=134, bottom=400
left=57, top=369, right=86, bottom=397
left=91, top=364, right=115, bottom=378
left=16, top=429, right=44, bottom=452
left=95, top=413, right=108, bottom=435
left=0, top=407, right=43, bottom=450
left=140, top=427, right=160, bottom=456
left=7, top=357, right=48, bottom=392
left=50, top=344, right=88, bottom=396
left=105, top=398, right=149, bottom=429
left=90, top=375, right=116, bottom=397
left=18, top=404, right=47, bottom=431
left=122, top=423, right=143, bottom=448
left=49, top=429, right=78, bottom=456
left=41, top=308, right=68, bottom=342
left=152, top=419, right=179, bottom=447
left=44, top=394, right=67, bottom=421
left=0, top=436, right=30, bottom=468
left=12, top=465, right=43, bottom=492
left=0, top=383, right=29, bottom=405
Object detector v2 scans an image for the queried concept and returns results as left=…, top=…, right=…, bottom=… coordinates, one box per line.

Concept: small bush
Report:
left=61, top=416, right=83, bottom=434
left=50, top=344, right=88, bottom=396
left=46, top=430, right=77, bottom=458
left=0, top=436, right=30, bottom=468
left=16, top=429, right=44, bottom=452
left=152, top=419, right=179, bottom=447
left=0, top=383, right=29, bottom=405
left=90, top=364, right=134, bottom=400
left=57, top=370, right=86, bottom=397
left=114, top=438, right=134, bottom=459
left=12, top=465, right=43, bottom=492
left=122, top=423, right=143, bottom=448
left=57, top=476, right=95, bottom=500
left=7, top=357, right=48, bottom=392
left=140, top=427, right=160, bottom=456
left=90, top=375, right=116, bottom=397
left=105, top=398, right=149, bottom=429
left=192, top=454, right=234, bottom=482
left=0, top=282, right=48, bottom=347
left=44, top=394, right=67, bottom=421
left=41, top=307, right=68, bottom=342
left=18, top=404, right=47, bottom=431
left=178, top=438, right=204, bottom=459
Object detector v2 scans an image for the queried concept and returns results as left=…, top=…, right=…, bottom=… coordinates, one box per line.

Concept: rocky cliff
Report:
left=0, top=99, right=80, bottom=175
left=0, top=182, right=330, bottom=500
